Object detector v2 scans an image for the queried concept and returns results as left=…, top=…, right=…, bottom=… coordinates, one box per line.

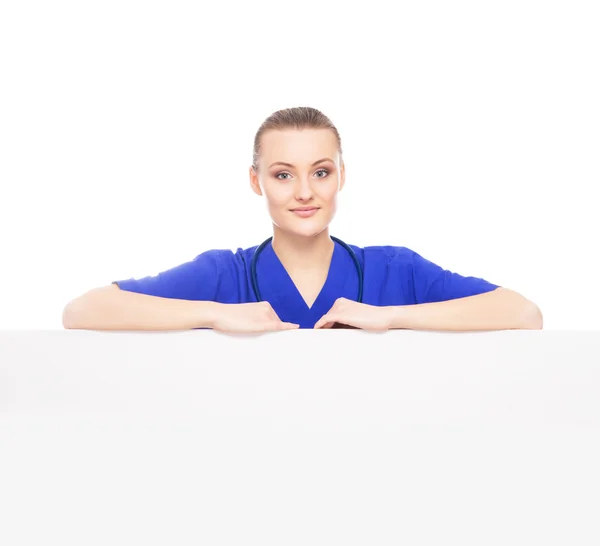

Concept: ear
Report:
left=339, top=161, right=346, bottom=192
left=249, top=166, right=263, bottom=196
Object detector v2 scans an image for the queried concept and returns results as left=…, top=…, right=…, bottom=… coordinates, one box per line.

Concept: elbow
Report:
left=522, top=302, right=543, bottom=330
left=493, top=288, right=543, bottom=330
left=62, top=295, right=89, bottom=329
left=62, top=302, right=78, bottom=329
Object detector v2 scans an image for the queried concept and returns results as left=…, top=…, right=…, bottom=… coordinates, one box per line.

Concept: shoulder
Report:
left=347, top=243, right=419, bottom=267
left=192, top=245, right=258, bottom=266
left=192, top=245, right=261, bottom=286
left=364, top=244, right=416, bottom=260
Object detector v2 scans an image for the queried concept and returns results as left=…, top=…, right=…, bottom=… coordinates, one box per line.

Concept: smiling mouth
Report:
left=291, top=207, right=320, bottom=217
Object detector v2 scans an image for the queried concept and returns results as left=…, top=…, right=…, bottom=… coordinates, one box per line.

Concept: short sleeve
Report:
left=112, top=249, right=222, bottom=301
left=411, top=250, right=500, bottom=304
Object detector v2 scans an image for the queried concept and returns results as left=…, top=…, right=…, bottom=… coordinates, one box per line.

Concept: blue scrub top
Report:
left=113, top=240, right=500, bottom=329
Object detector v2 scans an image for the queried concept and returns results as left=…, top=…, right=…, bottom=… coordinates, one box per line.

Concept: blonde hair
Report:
left=252, top=106, right=343, bottom=171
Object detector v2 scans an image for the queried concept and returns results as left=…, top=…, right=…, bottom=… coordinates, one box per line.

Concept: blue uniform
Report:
left=113, top=240, right=500, bottom=329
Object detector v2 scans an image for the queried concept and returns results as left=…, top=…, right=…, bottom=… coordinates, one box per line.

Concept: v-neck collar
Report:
left=255, top=239, right=359, bottom=327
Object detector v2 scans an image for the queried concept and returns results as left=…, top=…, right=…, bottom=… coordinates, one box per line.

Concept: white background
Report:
left=1, top=4, right=600, bottom=543
left=1, top=0, right=598, bottom=330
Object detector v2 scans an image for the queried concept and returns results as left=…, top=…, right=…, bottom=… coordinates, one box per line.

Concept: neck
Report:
left=271, top=226, right=334, bottom=271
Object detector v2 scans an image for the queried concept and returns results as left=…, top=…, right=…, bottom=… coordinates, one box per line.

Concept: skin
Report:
left=249, top=128, right=345, bottom=269
left=249, top=128, right=346, bottom=312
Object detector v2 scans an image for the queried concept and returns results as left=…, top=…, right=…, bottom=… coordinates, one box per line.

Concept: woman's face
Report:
left=250, top=128, right=345, bottom=238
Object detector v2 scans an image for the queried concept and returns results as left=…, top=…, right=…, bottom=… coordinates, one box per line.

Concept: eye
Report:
left=274, top=168, right=330, bottom=181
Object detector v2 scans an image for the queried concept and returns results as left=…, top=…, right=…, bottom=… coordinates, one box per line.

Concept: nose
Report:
left=294, top=175, right=314, bottom=202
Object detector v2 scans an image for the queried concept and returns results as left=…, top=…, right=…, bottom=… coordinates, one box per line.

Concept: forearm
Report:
left=63, top=287, right=219, bottom=331
left=387, top=288, right=543, bottom=331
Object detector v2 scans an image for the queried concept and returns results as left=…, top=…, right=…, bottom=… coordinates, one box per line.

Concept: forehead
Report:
left=260, top=129, right=338, bottom=163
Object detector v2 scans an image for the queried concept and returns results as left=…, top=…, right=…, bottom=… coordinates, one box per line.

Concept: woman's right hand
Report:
left=210, top=301, right=300, bottom=333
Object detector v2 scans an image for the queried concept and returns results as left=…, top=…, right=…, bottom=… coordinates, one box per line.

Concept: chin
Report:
left=272, top=219, right=322, bottom=238
left=272, top=209, right=335, bottom=238
left=285, top=222, right=330, bottom=239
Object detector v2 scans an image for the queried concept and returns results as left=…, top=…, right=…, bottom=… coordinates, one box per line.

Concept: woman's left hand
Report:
left=313, top=298, right=393, bottom=330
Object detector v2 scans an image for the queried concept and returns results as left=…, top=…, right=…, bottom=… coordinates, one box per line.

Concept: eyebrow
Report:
left=268, top=158, right=334, bottom=169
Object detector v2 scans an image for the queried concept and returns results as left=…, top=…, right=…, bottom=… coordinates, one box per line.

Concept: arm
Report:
left=401, top=248, right=542, bottom=331
left=387, top=287, right=543, bottom=331
left=62, top=284, right=221, bottom=331
left=63, top=249, right=224, bottom=331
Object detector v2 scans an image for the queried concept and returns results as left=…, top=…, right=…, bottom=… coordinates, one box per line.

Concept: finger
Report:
left=313, top=318, right=325, bottom=329
left=314, top=316, right=334, bottom=329
left=278, top=322, right=300, bottom=330
left=332, top=322, right=360, bottom=329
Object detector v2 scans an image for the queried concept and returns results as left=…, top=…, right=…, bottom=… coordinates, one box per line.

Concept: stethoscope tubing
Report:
left=250, top=236, right=364, bottom=303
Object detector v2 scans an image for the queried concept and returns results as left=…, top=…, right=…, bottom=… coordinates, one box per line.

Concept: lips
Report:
left=291, top=207, right=320, bottom=218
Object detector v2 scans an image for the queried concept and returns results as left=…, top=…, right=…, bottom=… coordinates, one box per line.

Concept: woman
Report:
left=62, top=107, right=543, bottom=332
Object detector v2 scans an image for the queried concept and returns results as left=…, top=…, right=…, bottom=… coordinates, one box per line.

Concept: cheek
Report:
left=264, top=185, right=292, bottom=206
left=317, top=182, right=340, bottom=203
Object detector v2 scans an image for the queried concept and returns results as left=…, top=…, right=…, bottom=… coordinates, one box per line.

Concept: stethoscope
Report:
left=250, top=236, right=364, bottom=303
